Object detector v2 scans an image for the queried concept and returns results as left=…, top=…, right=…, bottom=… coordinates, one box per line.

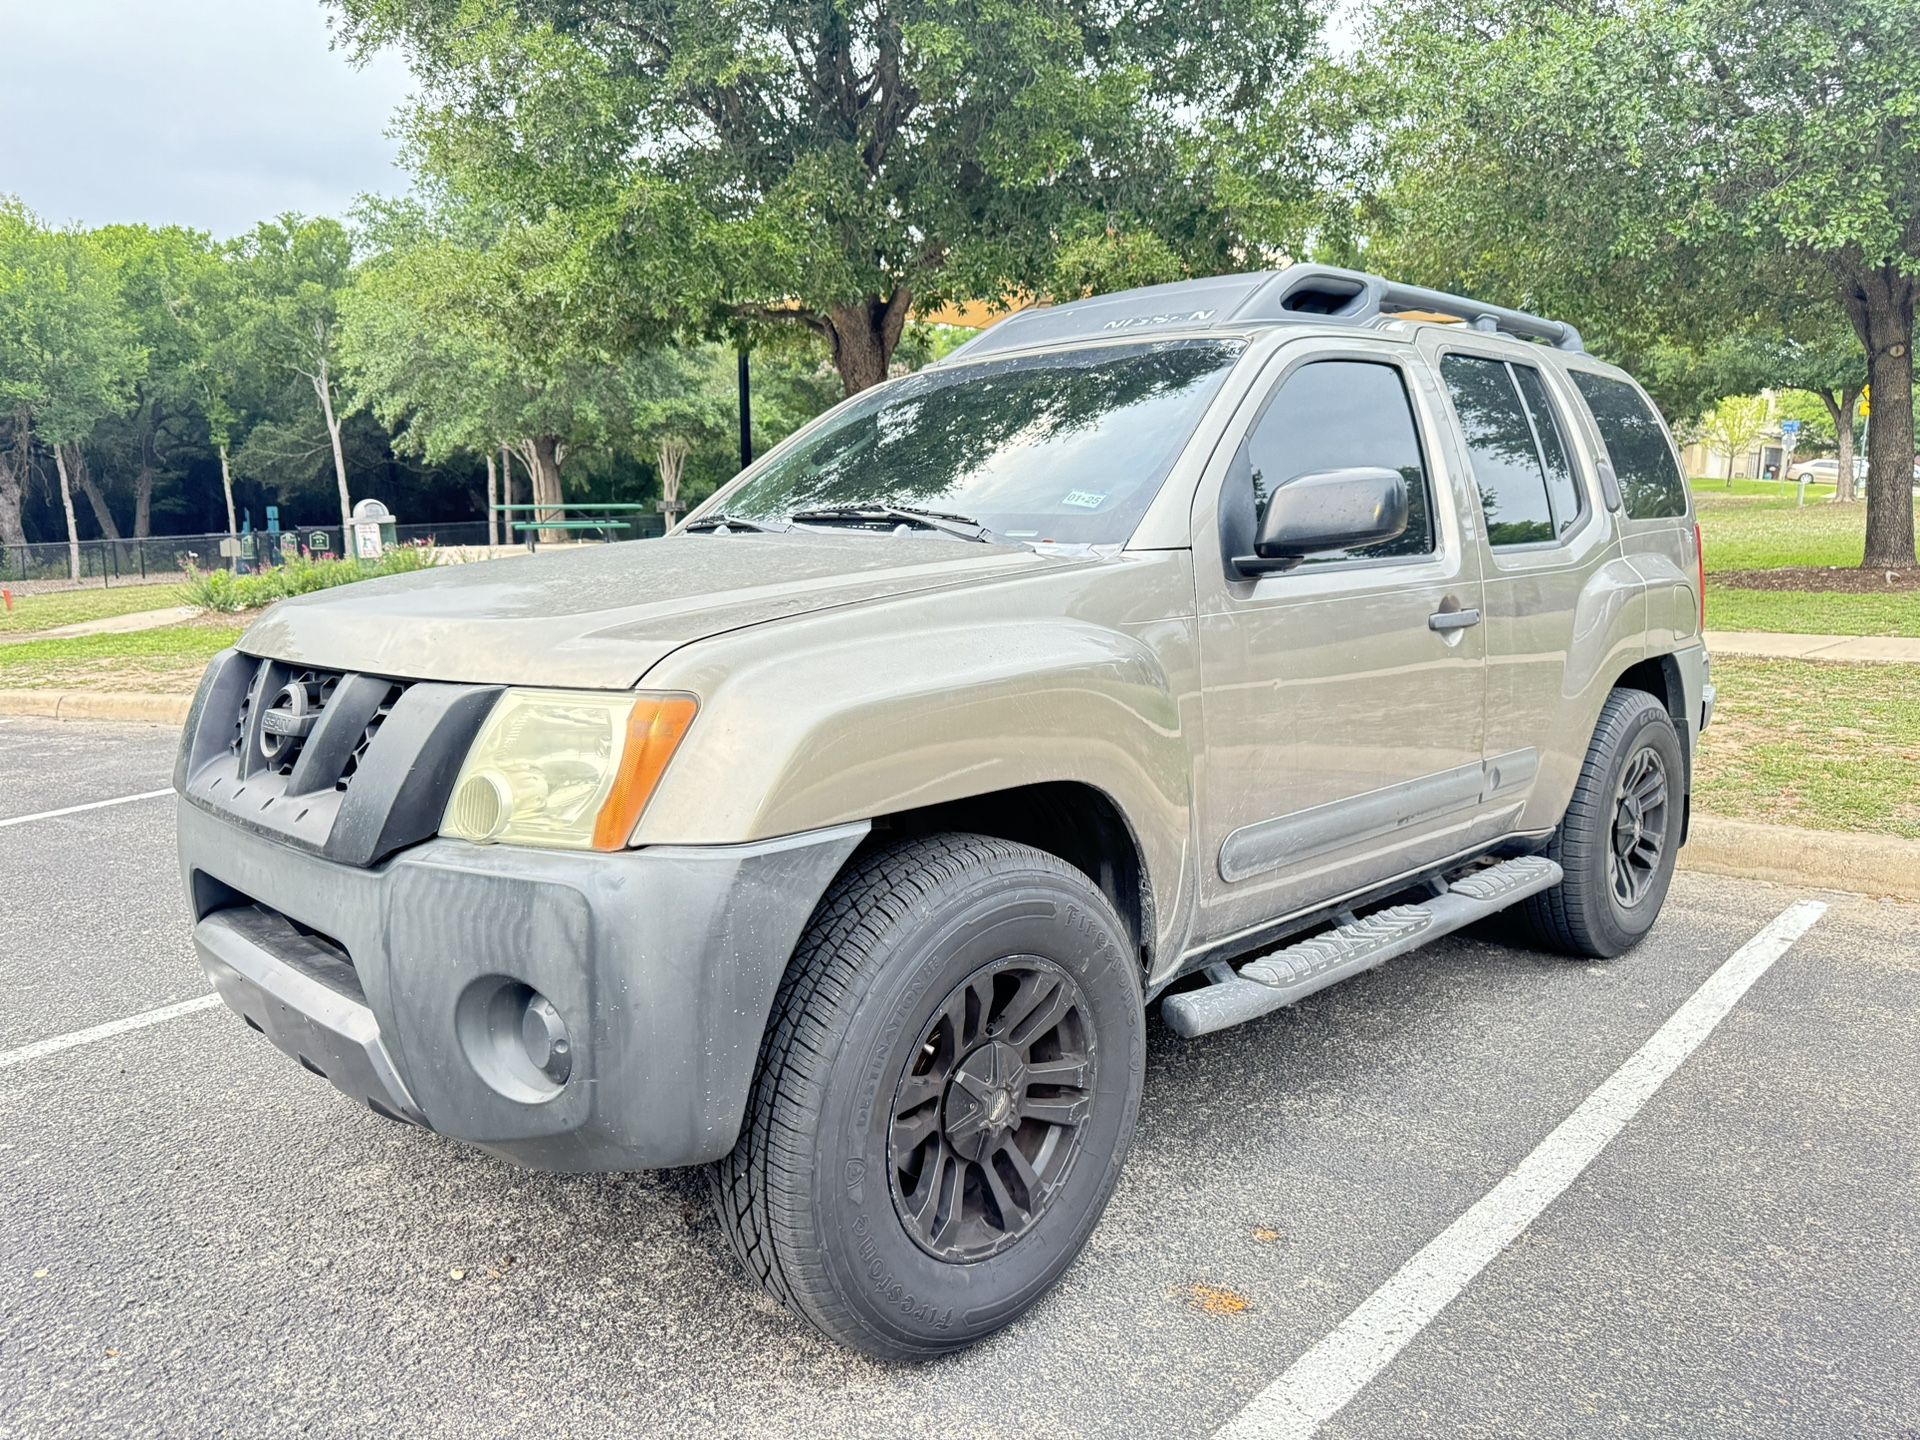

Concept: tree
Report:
left=0, top=203, right=141, bottom=577
left=85, top=225, right=223, bottom=538
left=631, top=347, right=735, bottom=524
left=328, top=0, right=1321, bottom=396
left=1364, top=0, right=1920, bottom=569
left=1701, top=394, right=1773, bottom=484
left=228, top=215, right=359, bottom=534
left=344, top=207, right=694, bottom=539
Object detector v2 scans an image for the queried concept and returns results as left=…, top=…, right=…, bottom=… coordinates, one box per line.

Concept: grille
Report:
left=230, top=666, right=265, bottom=757
left=260, top=669, right=340, bottom=776
left=337, top=683, right=406, bottom=792
left=229, top=662, right=410, bottom=793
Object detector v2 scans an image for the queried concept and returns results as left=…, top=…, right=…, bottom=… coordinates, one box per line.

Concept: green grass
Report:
left=0, top=583, right=187, bottom=635
left=1707, top=587, right=1920, bottom=637
left=1693, top=491, right=1920, bottom=572
left=0, top=622, right=242, bottom=691
left=1696, top=657, right=1920, bottom=838
left=1690, top=477, right=1836, bottom=502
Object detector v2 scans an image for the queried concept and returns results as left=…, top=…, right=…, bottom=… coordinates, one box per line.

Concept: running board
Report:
left=1160, top=856, right=1563, bottom=1038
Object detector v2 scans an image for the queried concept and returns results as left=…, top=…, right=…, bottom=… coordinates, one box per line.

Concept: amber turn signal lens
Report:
left=591, top=695, right=699, bottom=850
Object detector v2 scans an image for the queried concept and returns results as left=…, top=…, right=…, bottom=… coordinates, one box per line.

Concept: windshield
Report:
left=710, top=338, right=1244, bottom=544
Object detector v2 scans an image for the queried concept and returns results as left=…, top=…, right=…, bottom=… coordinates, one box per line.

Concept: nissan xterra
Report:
left=175, top=265, right=1711, bottom=1358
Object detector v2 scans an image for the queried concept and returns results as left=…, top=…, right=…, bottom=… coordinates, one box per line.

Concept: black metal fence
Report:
left=0, top=516, right=670, bottom=595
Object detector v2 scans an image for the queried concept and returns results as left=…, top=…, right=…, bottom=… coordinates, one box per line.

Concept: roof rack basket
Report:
left=1244, top=265, right=1585, bottom=353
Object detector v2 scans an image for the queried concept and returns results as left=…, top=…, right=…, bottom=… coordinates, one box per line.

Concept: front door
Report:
left=1191, top=341, right=1492, bottom=945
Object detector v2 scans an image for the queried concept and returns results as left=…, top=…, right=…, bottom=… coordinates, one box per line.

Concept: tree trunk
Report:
left=523, top=435, right=566, bottom=544
left=658, top=438, right=688, bottom=528
left=73, top=449, right=121, bottom=540
left=1839, top=265, right=1917, bottom=570
left=1819, top=390, right=1863, bottom=504
left=0, top=424, right=28, bottom=552
left=825, top=290, right=914, bottom=395
left=134, top=463, right=154, bottom=539
left=52, top=443, right=83, bottom=583
left=218, top=443, right=238, bottom=572
left=311, top=357, right=353, bottom=536
left=485, top=451, right=499, bottom=548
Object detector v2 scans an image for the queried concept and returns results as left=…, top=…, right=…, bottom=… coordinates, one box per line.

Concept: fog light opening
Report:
left=519, top=993, right=573, bottom=1086
left=455, top=977, right=572, bottom=1103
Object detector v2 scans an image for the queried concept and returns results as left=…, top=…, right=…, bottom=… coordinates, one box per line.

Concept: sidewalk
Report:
left=0, top=605, right=198, bottom=646
left=1704, top=629, right=1920, bottom=663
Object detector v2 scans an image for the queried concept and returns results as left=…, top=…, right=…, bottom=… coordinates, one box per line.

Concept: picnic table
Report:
left=492, top=504, right=647, bottom=551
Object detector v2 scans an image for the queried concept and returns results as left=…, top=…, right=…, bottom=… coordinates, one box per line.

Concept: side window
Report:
left=1510, top=366, right=1582, bottom=535
left=1228, top=359, right=1435, bottom=566
left=1440, top=354, right=1585, bottom=546
left=1569, top=371, right=1688, bottom=519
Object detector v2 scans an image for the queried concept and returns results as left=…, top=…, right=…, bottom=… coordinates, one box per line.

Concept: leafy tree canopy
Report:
left=1362, top=0, right=1920, bottom=566
left=327, top=0, right=1324, bottom=393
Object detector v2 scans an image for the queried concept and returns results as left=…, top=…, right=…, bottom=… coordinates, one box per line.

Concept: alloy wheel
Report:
left=1609, top=745, right=1670, bottom=908
left=887, top=956, right=1096, bottom=1263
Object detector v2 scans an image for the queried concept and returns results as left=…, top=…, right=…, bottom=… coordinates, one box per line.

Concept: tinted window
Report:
left=1569, top=371, right=1688, bottom=518
left=1441, top=354, right=1555, bottom=545
left=1510, top=365, right=1582, bottom=535
left=717, top=339, right=1242, bottom=544
left=1227, top=360, right=1434, bottom=566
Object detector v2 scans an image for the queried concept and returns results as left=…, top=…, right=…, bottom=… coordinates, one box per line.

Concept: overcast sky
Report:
left=0, top=0, right=413, bottom=237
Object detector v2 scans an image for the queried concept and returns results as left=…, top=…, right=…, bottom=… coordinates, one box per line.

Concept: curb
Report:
left=0, top=688, right=192, bottom=726
left=1679, top=816, right=1920, bottom=903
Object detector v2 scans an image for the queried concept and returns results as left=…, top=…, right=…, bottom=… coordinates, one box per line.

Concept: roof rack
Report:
left=1243, top=265, right=1584, bottom=353
left=939, top=264, right=1583, bottom=362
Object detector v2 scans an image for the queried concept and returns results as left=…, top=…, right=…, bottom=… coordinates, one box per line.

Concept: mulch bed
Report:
left=1717, top=566, right=1920, bottom=593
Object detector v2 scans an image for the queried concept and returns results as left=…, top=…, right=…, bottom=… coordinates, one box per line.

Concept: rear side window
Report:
left=1510, top=366, right=1583, bottom=533
left=1229, top=359, right=1435, bottom=566
left=1441, top=354, right=1561, bottom=545
left=1569, top=371, right=1688, bottom=519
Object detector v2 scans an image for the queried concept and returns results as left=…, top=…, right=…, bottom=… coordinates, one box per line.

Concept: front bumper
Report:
left=179, top=800, right=865, bottom=1171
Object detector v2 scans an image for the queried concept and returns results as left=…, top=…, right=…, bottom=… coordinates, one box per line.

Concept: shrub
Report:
left=184, top=544, right=439, bottom=613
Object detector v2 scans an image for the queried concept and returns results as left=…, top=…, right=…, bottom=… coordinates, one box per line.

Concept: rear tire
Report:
left=709, top=832, right=1145, bottom=1359
left=1520, top=688, right=1685, bottom=959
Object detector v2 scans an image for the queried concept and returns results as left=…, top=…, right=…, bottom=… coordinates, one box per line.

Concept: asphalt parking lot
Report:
left=2, top=716, right=1917, bottom=1439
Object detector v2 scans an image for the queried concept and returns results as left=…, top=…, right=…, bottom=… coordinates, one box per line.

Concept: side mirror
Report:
left=1236, top=466, right=1409, bottom=574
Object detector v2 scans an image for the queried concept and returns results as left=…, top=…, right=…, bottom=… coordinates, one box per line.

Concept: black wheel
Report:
left=708, top=833, right=1145, bottom=1359
left=1520, top=688, right=1685, bottom=958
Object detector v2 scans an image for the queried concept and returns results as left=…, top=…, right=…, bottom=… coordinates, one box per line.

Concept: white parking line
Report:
left=0, top=993, right=223, bottom=1071
left=0, top=788, right=173, bottom=829
left=1214, top=898, right=1829, bottom=1440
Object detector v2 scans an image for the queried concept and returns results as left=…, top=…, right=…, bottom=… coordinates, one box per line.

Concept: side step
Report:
left=1160, top=855, right=1563, bottom=1038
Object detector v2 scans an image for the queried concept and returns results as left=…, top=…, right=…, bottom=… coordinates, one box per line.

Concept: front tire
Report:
left=709, top=833, right=1145, bottom=1359
left=1520, top=688, right=1685, bottom=958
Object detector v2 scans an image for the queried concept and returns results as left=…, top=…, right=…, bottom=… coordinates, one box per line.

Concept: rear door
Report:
left=1189, top=338, right=1492, bottom=944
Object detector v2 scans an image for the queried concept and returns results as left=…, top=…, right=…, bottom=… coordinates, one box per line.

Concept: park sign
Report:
left=309, top=530, right=331, bottom=554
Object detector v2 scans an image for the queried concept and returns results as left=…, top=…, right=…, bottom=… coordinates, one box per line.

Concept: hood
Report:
left=239, top=532, right=1089, bottom=688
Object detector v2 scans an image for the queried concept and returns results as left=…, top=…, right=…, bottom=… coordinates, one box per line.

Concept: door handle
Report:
left=1428, top=607, right=1481, bottom=632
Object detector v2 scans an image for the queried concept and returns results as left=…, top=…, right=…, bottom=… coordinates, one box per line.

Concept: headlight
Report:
left=440, top=689, right=697, bottom=851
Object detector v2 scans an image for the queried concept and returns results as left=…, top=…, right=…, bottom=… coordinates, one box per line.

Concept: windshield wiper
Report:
left=682, top=512, right=793, bottom=534
left=788, top=505, right=1002, bottom=545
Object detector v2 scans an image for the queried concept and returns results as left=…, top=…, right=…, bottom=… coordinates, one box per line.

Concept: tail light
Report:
left=1694, top=522, right=1706, bottom=633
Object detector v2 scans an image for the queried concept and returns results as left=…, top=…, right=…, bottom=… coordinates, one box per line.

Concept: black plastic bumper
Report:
left=179, top=800, right=866, bottom=1172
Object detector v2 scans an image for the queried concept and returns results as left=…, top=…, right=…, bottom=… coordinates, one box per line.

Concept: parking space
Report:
left=3, top=717, right=1916, bottom=1438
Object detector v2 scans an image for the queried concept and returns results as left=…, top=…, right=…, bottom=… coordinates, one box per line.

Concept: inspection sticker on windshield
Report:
left=1061, top=490, right=1108, bottom=509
